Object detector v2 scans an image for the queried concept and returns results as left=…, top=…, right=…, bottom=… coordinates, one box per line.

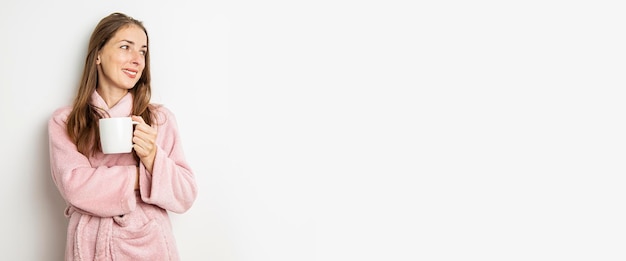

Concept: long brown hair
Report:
left=67, top=12, right=156, bottom=156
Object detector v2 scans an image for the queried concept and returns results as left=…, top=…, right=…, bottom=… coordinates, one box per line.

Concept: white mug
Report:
left=99, top=117, right=139, bottom=154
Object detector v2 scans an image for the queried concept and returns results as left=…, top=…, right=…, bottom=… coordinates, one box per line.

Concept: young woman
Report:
left=48, top=12, right=197, bottom=260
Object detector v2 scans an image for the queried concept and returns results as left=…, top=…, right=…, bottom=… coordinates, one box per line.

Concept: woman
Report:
left=48, top=12, right=197, bottom=260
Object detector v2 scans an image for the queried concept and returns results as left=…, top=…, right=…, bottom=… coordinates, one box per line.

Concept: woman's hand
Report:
left=131, top=115, right=157, bottom=173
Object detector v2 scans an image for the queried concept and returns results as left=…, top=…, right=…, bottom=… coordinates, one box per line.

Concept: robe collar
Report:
left=90, top=90, right=133, bottom=118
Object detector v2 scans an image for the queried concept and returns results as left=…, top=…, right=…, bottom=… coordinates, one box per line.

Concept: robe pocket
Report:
left=111, top=219, right=170, bottom=260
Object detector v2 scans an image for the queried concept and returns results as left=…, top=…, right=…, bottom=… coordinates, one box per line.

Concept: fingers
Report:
left=131, top=115, right=145, bottom=124
left=132, top=134, right=155, bottom=155
left=131, top=115, right=157, bottom=158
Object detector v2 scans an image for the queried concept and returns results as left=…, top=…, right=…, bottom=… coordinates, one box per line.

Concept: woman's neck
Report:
left=96, top=87, right=129, bottom=109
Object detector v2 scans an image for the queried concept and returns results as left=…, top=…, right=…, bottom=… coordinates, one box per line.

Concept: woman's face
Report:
left=96, top=25, right=147, bottom=91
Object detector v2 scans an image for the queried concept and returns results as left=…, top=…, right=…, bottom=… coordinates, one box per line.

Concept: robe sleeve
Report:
left=138, top=107, right=198, bottom=213
left=48, top=107, right=137, bottom=217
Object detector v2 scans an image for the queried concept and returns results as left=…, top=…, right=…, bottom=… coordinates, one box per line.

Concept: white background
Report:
left=1, top=0, right=625, bottom=260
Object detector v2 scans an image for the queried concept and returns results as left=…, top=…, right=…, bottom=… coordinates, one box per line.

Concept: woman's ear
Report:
left=96, top=50, right=102, bottom=65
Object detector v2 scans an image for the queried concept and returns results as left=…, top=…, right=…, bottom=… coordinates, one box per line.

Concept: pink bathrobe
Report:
left=48, top=91, right=198, bottom=261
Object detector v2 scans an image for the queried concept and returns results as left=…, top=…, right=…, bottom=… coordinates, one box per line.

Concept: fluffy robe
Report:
left=48, top=91, right=198, bottom=261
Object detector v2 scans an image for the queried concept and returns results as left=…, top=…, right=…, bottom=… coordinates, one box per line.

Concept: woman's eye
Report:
left=139, top=50, right=146, bottom=55
left=120, top=45, right=129, bottom=50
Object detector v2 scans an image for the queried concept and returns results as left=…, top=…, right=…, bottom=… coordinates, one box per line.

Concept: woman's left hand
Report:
left=131, top=115, right=157, bottom=173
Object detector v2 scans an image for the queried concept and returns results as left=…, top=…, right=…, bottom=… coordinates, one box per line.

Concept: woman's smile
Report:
left=122, top=68, right=138, bottom=78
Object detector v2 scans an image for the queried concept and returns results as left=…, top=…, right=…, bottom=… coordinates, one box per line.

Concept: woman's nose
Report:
left=131, top=51, right=144, bottom=66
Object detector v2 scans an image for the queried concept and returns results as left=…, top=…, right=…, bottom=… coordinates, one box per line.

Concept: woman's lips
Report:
left=122, top=68, right=138, bottom=78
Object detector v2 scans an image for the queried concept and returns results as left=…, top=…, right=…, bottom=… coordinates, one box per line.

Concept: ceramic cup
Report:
left=99, top=117, right=139, bottom=154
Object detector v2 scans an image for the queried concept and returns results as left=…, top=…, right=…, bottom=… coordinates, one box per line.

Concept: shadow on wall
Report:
left=39, top=120, right=68, bottom=260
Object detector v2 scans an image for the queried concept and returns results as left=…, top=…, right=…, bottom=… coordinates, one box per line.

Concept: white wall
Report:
left=1, top=0, right=626, bottom=260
